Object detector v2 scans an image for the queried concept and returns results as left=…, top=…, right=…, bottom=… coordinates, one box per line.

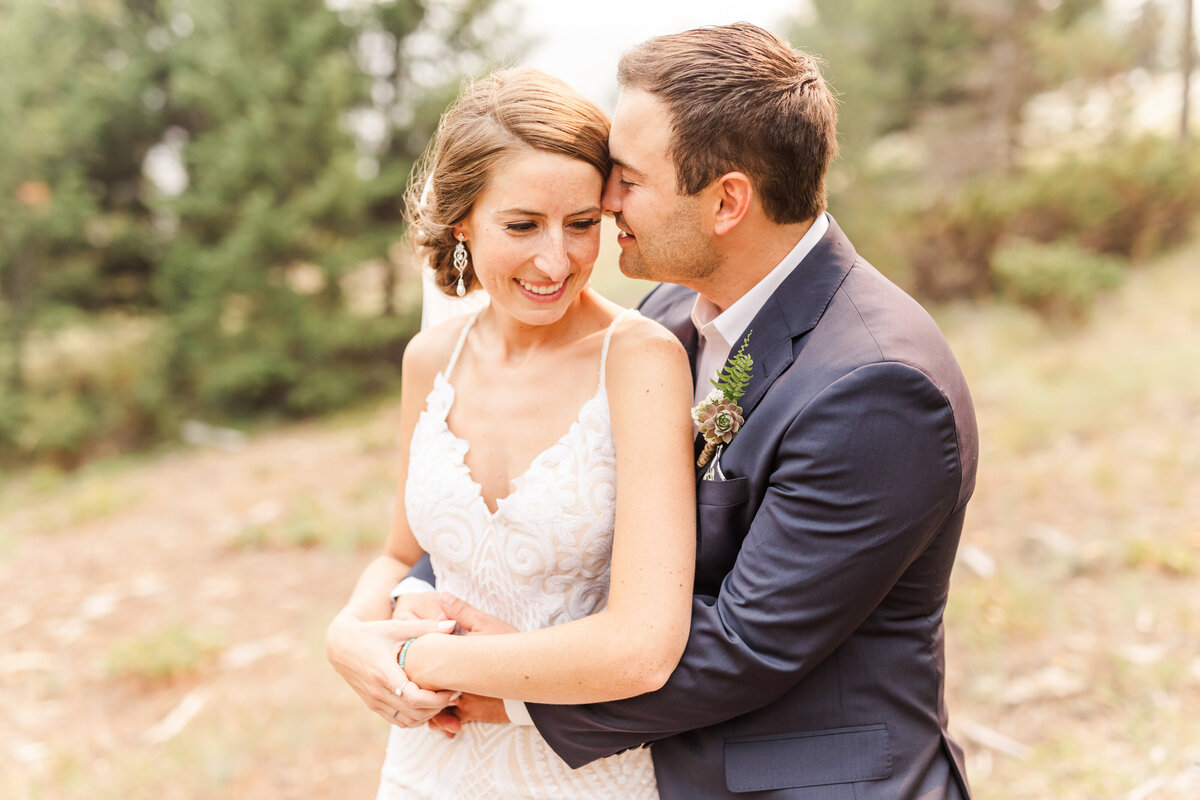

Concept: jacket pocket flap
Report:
left=696, top=476, right=749, bottom=507
left=724, top=724, right=892, bottom=792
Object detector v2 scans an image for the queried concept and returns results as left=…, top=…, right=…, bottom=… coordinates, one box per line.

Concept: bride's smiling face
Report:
left=455, top=147, right=604, bottom=327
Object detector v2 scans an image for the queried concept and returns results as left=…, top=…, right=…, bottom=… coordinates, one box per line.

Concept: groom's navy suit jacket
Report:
left=526, top=216, right=979, bottom=799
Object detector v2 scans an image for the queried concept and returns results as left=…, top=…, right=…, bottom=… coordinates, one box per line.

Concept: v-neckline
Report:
left=429, top=372, right=606, bottom=517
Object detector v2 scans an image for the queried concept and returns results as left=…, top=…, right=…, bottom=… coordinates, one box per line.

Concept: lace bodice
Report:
left=404, top=309, right=630, bottom=631
left=378, top=308, right=658, bottom=800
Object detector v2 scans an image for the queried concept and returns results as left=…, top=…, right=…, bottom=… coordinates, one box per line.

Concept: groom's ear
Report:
left=710, top=171, right=753, bottom=236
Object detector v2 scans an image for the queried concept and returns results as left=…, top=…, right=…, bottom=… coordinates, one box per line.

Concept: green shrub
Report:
left=904, top=176, right=1012, bottom=300
left=906, top=136, right=1200, bottom=301
left=0, top=319, right=178, bottom=468
left=1006, top=137, right=1200, bottom=260
left=0, top=289, right=419, bottom=468
left=990, top=238, right=1126, bottom=319
left=190, top=306, right=415, bottom=419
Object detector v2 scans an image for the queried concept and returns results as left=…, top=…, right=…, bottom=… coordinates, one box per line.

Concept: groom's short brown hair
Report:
left=617, top=23, right=838, bottom=224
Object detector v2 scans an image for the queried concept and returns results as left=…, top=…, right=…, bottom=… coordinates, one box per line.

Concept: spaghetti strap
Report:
left=444, top=311, right=482, bottom=380
left=598, top=308, right=639, bottom=389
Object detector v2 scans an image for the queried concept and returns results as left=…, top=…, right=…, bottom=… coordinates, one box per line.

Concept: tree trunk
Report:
left=988, top=3, right=1022, bottom=172
left=382, top=258, right=397, bottom=317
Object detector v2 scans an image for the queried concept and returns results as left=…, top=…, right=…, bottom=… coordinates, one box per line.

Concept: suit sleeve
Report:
left=527, top=361, right=965, bottom=767
left=407, top=553, right=436, bottom=585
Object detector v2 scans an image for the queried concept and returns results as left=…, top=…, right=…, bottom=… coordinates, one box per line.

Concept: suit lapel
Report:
left=736, top=216, right=857, bottom=421
left=637, top=216, right=856, bottom=456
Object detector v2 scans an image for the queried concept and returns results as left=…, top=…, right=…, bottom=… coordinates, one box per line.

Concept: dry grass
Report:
left=937, top=242, right=1200, bottom=799
left=1, top=239, right=1198, bottom=798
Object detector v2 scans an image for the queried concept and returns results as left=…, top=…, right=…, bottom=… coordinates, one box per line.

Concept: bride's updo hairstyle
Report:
left=405, top=68, right=611, bottom=297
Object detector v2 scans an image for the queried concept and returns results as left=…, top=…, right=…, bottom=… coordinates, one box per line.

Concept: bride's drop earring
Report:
left=453, top=233, right=469, bottom=297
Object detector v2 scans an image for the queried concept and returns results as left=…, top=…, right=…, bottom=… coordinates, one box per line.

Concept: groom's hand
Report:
left=423, top=594, right=514, bottom=737
left=391, top=590, right=446, bottom=622
left=428, top=693, right=510, bottom=737
left=438, top=592, right=518, bottom=635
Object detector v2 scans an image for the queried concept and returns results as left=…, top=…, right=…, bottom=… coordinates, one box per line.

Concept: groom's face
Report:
left=603, top=89, right=719, bottom=287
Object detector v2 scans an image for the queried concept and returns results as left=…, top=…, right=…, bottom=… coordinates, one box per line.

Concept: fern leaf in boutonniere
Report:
left=691, top=330, right=753, bottom=468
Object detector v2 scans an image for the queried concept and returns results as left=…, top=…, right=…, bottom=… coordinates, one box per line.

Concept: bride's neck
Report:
left=481, top=292, right=595, bottom=366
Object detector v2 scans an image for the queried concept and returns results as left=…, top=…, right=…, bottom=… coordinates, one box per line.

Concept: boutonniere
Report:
left=691, top=330, right=753, bottom=468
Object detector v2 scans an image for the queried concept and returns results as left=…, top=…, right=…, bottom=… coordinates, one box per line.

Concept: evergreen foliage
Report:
left=791, top=0, right=1128, bottom=173
left=711, top=331, right=753, bottom=404
left=3, top=1, right=1196, bottom=467
left=0, top=0, right=519, bottom=466
left=788, top=0, right=1198, bottom=310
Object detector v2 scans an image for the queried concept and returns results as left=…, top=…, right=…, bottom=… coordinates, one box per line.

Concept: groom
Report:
left=409, top=23, right=977, bottom=799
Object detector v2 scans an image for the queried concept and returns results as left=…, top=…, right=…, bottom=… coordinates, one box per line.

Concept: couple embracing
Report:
left=326, top=22, right=978, bottom=800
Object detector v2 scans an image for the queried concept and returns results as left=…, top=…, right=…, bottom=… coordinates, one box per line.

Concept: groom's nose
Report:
left=601, top=171, right=624, bottom=214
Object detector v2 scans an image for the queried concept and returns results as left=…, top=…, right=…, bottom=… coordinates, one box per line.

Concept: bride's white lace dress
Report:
left=376, top=308, right=658, bottom=800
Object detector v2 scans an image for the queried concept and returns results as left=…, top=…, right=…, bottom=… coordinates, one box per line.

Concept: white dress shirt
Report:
left=404, top=214, right=830, bottom=726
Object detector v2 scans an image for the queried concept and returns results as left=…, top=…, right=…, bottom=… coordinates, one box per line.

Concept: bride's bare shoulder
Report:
left=401, top=313, right=476, bottom=383
left=603, top=310, right=692, bottom=438
left=610, top=311, right=685, bottom=354
left=605, top=311, right=689, bottom=382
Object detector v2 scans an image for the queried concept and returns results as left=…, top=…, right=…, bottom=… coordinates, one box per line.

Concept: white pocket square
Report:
left=701, top=446, right=727, bottom=481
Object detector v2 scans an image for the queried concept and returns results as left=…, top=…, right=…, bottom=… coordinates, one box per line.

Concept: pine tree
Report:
left=0, top=0, right=519, bottom=463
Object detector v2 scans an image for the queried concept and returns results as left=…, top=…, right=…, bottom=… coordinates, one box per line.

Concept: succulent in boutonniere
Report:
left=692, top=330, right=753, bottom=468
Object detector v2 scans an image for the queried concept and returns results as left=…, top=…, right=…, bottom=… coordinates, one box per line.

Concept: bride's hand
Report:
left=325, top=612, right=459, bottom=727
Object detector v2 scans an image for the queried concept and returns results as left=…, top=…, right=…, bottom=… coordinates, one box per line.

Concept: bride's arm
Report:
left=324, top=326, right=459, bottom=723
left=401, top=320, right=697, bottom=704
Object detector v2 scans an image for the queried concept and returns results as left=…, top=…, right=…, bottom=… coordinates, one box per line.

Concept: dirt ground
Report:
left=3, top=247, right=1199, bottom=799
left=0, top=411, right=406, bottom=799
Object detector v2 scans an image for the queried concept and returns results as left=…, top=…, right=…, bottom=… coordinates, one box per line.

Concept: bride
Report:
left=325, top=68, right=696, bottom=798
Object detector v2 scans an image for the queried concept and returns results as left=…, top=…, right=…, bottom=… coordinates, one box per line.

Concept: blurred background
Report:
left=1, top=0, right=1198, bottom=797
